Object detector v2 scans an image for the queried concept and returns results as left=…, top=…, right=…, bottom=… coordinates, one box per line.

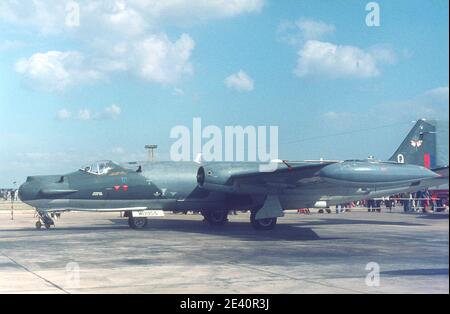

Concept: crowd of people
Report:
left=394, top=190, right=448, bottom=213
left=0, top=189, right=18, bottom=202
left=332, top=189, right=449, bottom=214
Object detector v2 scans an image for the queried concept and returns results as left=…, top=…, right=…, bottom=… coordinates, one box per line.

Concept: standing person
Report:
left=409, top=193, right=415, bottom=212
left=415, top=192, right=422, bottom=212
left=402, top=197, right=407, bottom=212
left=431, top=192, right=438, bottom=213
left=423, top=189, right=431, bottom=213
left=402, top=193, right=411, bottom=212
left=375, top=199, right=382, bottom=213
left=367, top=199, right=375, bottom=212
left=386, top=197, right=393, bottom=212
left=417, top=190, right=424, bottom=212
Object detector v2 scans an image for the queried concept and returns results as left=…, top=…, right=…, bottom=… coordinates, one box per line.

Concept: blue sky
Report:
left=0, top=0, right=448, bottom=186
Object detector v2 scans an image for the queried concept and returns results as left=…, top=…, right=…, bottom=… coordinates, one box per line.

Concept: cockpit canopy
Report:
left=80, top=160, right=116, bottom=175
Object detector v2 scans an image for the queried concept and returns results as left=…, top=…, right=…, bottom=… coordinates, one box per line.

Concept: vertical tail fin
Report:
left=389, top=119, right=437, bottom=168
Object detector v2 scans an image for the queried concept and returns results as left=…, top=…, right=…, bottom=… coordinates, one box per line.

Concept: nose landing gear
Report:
left=35, top=210, right=55, bottom=230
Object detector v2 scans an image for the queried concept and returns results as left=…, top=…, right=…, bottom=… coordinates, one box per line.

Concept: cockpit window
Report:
left=80, top=160, right=115, bottom=175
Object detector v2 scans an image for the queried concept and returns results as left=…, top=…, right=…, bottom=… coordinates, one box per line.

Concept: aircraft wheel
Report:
left=128, top=217, right=148, bottom=229
left=35, top=221, right=42, bottom=230
left=250, top=211, right=277, bottom=230
left=203, top=209, right=228, bottom=226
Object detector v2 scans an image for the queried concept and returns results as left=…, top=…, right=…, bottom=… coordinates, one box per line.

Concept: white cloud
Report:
left=1, top=0, right=264, bottom=36
left=126, top=0, right=265, bottom=24
left=4, top=0, right=263, bottom=91
left=294, top=40, right=381, bottom=79
left=380, top=86, right=450, bottom=120
left=15, top=33, right=195, bottom=90
left=225, top=70, right=254, bottom=92
left=279, top=18, right=397, bottom=79
left=369, top=45, right=397, bottom=65
left=78, top=109, right=92, bottom=121
left=424, top=86, right=449, bottom=102
left=277, top=18, right=335, bottom=45
left=102, top=104, right=121, bottom=119
left=0, top=1, right=66, bottom=35
left=321, top=86, right=450, bottom=128
left=173, top=88, right=185, bottom=96
left=133, top=34, right=195, bottom=84
left=56, top=108, right=72, bottom=120
left=81, top=0, right=265, bottom=35
left=15, top=51, right=103, bottom=91
left=297, top=18, right=335, bottom=40
left=91, top=1, right=147, bottom=37
left=60, top=105, right=122, bottom=121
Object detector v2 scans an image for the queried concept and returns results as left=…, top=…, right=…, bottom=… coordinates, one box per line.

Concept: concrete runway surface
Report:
left=0, top=206, right=448, bottom=294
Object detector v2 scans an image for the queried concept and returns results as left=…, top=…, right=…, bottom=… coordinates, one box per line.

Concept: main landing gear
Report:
left=202, top=209, right=278, bottom=230
left=202, top=209, right=229, bottom=226
left=248, top=195, right=283, bottom=230
left=128, top=216, right=148, bottom=229
left=35, top=210, right=55, bottom=230
left=250, top=211, right=277, bottom=230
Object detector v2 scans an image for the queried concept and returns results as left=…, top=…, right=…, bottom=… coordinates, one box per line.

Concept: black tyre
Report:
left=250, top=211, right=277, bottom=230
left=128, top=217, right=148, bottom=229
left=203, top=209, right=228, bottom=226
left=35, top=221, right=42, bottom=230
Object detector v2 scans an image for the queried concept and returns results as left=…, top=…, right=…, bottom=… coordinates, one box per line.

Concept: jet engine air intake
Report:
left=197, top=166, right=205, bottom=187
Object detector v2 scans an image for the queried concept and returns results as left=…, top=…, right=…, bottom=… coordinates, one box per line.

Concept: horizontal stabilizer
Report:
left=432, top=166, right=449, bottom=178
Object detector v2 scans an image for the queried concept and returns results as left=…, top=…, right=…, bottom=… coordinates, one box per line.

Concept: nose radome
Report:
left=18, top=182, right=28, bottom=201
left=19, top=176, right=39, bottom=201
left=18, top=182, right=38, bottom=202
left=19, top=175, right=67, bottom=202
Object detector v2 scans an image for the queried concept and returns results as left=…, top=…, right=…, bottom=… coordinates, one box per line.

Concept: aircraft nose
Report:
left=18, top=181, right=38, bottom=202
left=18, top=182, right=28, bottom=201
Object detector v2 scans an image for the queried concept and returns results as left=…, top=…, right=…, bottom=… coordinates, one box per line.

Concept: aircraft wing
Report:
left=198, top=161, right=337, bottom=194
left=198, top=160, right=445, bottom=195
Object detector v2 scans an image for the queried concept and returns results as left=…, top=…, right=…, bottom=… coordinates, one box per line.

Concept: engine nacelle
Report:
left=196, top=164, right=268, bottom=194
left=196, top=165, right=229, bottom=187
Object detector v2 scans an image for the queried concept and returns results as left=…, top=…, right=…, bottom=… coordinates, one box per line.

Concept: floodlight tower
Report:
left=145, top=145, right=158, bottom=162
left=11, top=181, right=17, bottom=220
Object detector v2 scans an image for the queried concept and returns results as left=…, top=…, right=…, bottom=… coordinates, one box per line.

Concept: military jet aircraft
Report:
left=19, top=119, right=448, bottom=230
